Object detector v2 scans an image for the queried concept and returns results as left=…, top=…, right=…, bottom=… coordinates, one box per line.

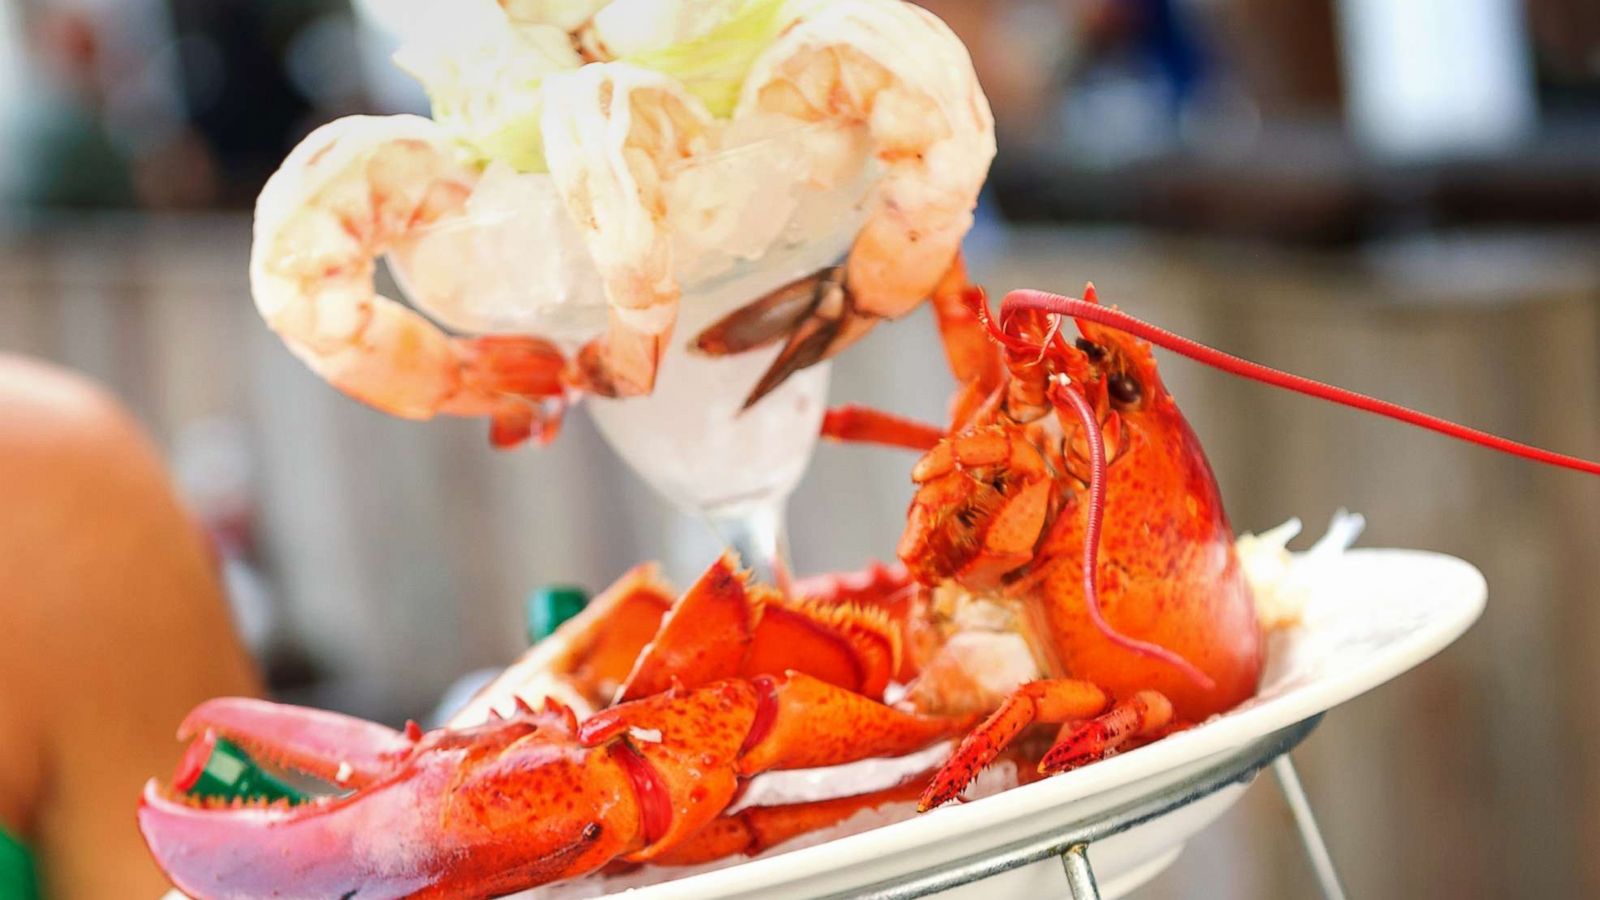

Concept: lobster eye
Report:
left=1074, top=338, right=1106, bottom=362
left=1107, top=373, right=1142, bottom=406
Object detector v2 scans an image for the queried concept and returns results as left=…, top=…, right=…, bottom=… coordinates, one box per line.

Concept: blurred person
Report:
left=0, top=357, right=260, bottom=899
left=163, top=0, right=363, bottom=206
left=1524, top=0, right=1600, bottom=101
left=915, top=0, right=1071, bottom=142
left=2, top=9, right=137, bottom=208
left=916, top=0, right=1213, bottom=149
left=0, top=3, right=218, bottom=210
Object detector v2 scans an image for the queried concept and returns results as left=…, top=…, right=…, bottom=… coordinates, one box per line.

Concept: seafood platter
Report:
left=141, top=1, right=1598, bottom=898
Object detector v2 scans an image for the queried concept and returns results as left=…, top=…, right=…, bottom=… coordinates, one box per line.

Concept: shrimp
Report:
left=252, top=2, right=997, bottom=429
left=250, top=114, right=570, bottom=447
left=698, top=0, right=997, bottom=406
left=541, top=62, right=717, bottom=395
left=498, top=0, right=610, bottom=33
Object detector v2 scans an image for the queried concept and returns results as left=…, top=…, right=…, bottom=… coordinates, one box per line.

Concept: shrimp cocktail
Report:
left=248, top=0, right=995, bottom=568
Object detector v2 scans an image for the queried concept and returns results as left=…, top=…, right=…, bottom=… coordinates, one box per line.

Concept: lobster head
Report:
left=139, top=697, right=634, bottom=900
left=896, top=285, right=1182, bottom=593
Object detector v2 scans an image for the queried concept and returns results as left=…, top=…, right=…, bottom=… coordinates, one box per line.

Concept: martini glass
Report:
left=390, top=130, right=878, bottom=589
left=585, top=234, right=854, bottom=591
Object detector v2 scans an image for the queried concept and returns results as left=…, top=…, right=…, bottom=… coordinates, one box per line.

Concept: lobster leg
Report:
left=690, top=265, right=883, bottom=412
left=822, top=405, right=946, bottom=451
left=818, top=259, right=1008, bottom=454
left=1040, top=690, right=1174, bottom=774
left=929, top=257, right=1007, bottom=426
left=918, top=679, right=1111, bottom=810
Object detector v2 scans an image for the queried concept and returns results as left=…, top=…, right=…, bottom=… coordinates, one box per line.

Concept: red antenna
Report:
left=1050, top=379, right=1216, bottom=690
left=1004, top=288, right=1600, bottom=476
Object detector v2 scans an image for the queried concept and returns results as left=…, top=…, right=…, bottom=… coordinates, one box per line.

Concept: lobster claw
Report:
left=138, top=776, right=447, bottom=900
left=140, top=698, right=637, bottom=899
left=173, top=697, right=418, bottom=785
left=139, top=699, right=440, bottom=900
left=693, top=266, right=881, bottom=411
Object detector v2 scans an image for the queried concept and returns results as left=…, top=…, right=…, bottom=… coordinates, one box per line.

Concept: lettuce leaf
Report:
left=394, top=14, right=580, bottom=172
left=395, top=0, right=845, bottom=173
left=499, top=0, right=610, bottom=32
left=615, top=0, right=835, bottom=118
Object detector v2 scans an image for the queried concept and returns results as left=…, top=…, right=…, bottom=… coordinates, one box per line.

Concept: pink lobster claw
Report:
left=139, top=697, right=634, bottom=900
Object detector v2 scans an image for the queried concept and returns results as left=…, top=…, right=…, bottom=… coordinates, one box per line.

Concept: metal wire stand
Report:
left=822, top=714, right=1343, bottom=900
left=1272, top=755, right=1348, bottom=900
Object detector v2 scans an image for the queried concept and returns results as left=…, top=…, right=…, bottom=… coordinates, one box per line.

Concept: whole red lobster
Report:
left=139, top=266, right=1600, bottom=899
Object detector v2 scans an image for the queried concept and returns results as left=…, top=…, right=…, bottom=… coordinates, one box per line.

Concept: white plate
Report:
left=531, top=548, right=1485, bottom=900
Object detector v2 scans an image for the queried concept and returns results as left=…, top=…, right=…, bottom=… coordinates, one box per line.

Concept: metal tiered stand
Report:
left=819, top=715, right=1345, bottom=900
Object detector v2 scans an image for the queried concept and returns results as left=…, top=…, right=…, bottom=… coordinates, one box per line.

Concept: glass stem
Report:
left=705, top=500, right=793, bottom=595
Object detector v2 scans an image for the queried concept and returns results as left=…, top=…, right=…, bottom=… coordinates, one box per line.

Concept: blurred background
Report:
left=2, top=0, right=1599, bottom=897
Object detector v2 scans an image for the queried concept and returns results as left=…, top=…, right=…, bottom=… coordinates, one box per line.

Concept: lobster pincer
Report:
left=140, top=696, right=641, bottom=899
left=140, top=577, right=970, bottom=900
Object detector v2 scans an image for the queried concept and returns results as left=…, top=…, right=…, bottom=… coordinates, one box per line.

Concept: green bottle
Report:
left=174, top=729, right=307, bottom=804
left=527, top=585, right=588, bottom=644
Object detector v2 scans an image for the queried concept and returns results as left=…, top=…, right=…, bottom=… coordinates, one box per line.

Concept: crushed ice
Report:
left=1237, top=509, right=1365, bottom=631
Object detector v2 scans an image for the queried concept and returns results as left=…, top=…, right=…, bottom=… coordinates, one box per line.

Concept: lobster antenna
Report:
left=1050, top=379, right=1217, bottom=691
left=1007, top=289, right=1600, bottom=477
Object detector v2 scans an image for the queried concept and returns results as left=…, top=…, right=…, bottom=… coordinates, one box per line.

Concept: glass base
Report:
left=705, top=501, right=793, bottom=594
